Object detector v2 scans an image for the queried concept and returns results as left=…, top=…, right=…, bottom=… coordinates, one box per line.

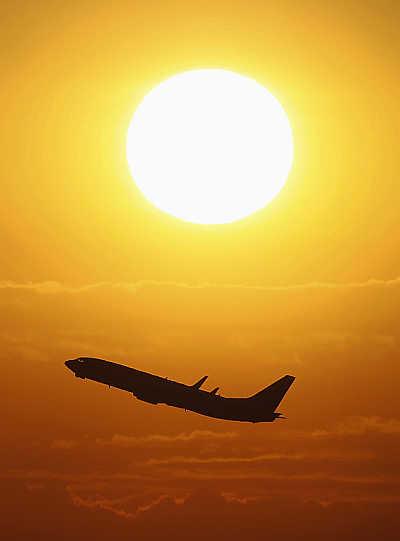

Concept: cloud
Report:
left=0, top=470, right=149, bottom=483
left=146, top=452, right=305, bottom=465
left=2, top=276, right=398, bottom=371
left=132, top=494, right=179, bottom=518
left=68, top=489, right=137, bottom=519
left=313, top=417, right=400, bottom=437
left=67, top=486, right=186, bottom=521
left=1, top=277, right=400, bottom=295
left=95, top=430, right=237, bottom=447
left=3, top=476, right=400, bottom=541
left=51, top=439, right=78, bottom=449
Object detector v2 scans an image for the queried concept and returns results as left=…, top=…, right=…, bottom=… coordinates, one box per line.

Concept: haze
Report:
left=1, top=1, right=400, bottom=540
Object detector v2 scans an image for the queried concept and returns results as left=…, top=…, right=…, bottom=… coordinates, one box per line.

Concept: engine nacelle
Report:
left=134, top=393, right=159, bottom=405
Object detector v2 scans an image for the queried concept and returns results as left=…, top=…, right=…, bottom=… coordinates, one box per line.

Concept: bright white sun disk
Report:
left=126, top=69, right=293, bottom=224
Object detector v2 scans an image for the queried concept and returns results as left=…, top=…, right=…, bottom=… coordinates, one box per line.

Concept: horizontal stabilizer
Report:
left=210, top=387, right=219, bottom=395
left=250, top=375, right=295, bottom=411
left=192, top=375, right=208, bottom=389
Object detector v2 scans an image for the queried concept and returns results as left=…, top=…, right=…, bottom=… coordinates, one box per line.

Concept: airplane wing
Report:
left=192, top=375, right=208, bottom=389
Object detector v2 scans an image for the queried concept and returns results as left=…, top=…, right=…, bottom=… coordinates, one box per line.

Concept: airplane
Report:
left=65, top=357, right=295, bottom=423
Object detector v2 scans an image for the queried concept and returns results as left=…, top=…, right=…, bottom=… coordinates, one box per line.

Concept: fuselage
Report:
left=65, top=357, right=292, bottom=423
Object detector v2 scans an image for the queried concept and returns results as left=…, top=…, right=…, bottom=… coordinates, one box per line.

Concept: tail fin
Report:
left=250, top=375, right=295, bottom=411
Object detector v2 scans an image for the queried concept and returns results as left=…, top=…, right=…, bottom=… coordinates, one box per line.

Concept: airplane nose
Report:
left=65, top=360, right=75, bottom=370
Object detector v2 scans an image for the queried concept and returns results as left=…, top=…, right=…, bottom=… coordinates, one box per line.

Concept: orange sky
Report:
left=1, top=1, right=400, bottom=539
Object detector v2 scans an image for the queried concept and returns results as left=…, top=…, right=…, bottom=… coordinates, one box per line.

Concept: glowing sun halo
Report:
left=126, top=69, right=293, bottom=224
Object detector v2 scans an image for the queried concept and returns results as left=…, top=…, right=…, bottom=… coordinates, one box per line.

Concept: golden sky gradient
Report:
left=1, top=1, right=400, bottom=539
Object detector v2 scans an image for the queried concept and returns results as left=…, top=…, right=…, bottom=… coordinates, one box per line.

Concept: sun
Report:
left=126, top=69, right=293, bottom=224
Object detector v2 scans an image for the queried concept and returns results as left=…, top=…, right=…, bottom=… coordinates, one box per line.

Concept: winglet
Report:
left=192, top=376, right=208, bottom=389
left=210, top=387, right=219, bottom=395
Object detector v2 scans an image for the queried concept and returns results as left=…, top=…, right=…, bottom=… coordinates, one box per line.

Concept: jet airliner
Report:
left=65, top=357, right=295, bottom=423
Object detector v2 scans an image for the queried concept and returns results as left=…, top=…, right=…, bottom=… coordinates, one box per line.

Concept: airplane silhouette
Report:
left=65, top=357, right=295, bottom=423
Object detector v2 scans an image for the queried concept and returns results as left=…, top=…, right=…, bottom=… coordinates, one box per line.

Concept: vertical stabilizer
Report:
left=250, top=375, right=295, bottom=410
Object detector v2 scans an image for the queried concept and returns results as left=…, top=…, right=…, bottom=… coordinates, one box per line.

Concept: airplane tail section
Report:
left=250, top=375, right=295, bottom=411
